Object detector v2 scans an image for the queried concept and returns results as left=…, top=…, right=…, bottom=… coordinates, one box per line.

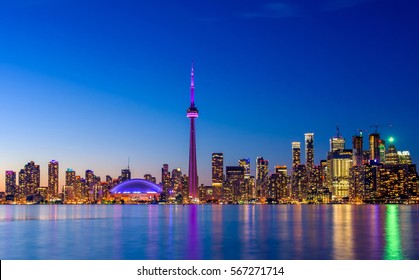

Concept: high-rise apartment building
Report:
left=85, top=170, right=95, bottom=187
left=19, top=161, right=40, bottom=199
left=144, top=174, right=156, bottom=183
left=352, top=133, right=363, bottom=166
left=256, top=157, right=269, bottom=182
left=267, top=166, right=288, bottom=202
left=211, top=153, right=224, bottom=184
left=181, top=174, right=189, bottom=203
left=292, top=142, right=301, bottom=168
left=171, top=168, right=183, bottom=195
left=66, top=169, right=76, bottom=187
left=225, top=166, right=245, bottom=203
left=5, top=171, right=16, bottom=197
left=121, top=168, right=131, bottom=182
left=256, top=157, right=269, bottom=198
left=85, top=169, right=96, bottom=201
left=161, top=164, right=171, bottom=197
left=48, top=160, right=59, bottom=199
left=369, top=133, right=380, bottom=162
left=291, top=164, right=306, bottom=202
left=305, top=133, right=314, bottom=172
left=238, top=158, right=251, bottom=179
left=211, top=153, right=223, bottom=199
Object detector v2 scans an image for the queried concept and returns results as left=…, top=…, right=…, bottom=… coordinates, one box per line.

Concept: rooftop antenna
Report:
left=336, top=125, right=340, bottom=138
left=128, top=157, right=130, bottom=170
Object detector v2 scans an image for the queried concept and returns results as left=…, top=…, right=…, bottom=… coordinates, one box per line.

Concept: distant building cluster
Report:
left=197, top=128, right=418, bottom=204
left=3, top=160, right=144, bottom=204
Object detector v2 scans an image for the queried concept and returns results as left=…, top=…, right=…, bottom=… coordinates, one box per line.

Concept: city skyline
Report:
left=0, top=128, right=414, bottom=193
left=0, top=0, right=418, bottom=191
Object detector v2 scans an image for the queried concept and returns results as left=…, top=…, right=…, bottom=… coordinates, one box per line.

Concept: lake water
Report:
left=0, top=204, right=418, bottom=260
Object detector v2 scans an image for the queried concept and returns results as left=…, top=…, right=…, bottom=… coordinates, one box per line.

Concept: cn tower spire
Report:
left=190, top=62, right=195, bottom=107
left=187, top=61, right=199, bottom=202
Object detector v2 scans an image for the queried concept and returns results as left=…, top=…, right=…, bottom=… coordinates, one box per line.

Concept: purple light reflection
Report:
left=187, top=205, right=200, bottom=259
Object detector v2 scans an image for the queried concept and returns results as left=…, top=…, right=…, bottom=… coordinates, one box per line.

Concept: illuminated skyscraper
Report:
left=121, top=168, right=131, bottom=182
left=256, top=157, right=269, bottom=199
left=267, top=166, right=288, bottom=202
left=275, top=166, right=287, bottom=175
left=212, top=153, right=223, bottom=199
left=225, top=166, right=245, bottom=203
left=187, top=64, right=199, bottom=200
left=292, top=142, right=301, bottom=168
left=121, top=158, right=131, bottom=182
left=171, top=168, right=183, bottom=195
left=256, top=157, right=269, bottom=182
left=85, top=169, right=96, bottom=201
left=291, top=164, right=306, bottom=201
left=18, top=169, right=24, bottom=200
left=379, top=139, right=386, bottom=164
left=239, top=159, right=252, bottom=200
left=85, top=170, right=95, bottom=187
left=385, top=138, right=399, bottom=165
left=48, top=160, right=59, bottom=199
left=291, top=142, right=303, bottom=201
left=73, top=176, right=85, bottom=201
left=398, top=151, right=412, bottom=164
left=144, top=174, right=156, bottom=183
left=182, top=174, right=189, bottom=202
left=330, top=126, right=345, bottom=152
left=19, top=161, right=40, bottom=199
left=305, top=133, right=315, bottom=195
left=352, top=133, right=363, bottom=166
left=212, top=153, right=223, bottom=184
left=66, top=169, right=76, bottom=187
left=238, top=158, right=251, bottom=179
left=5, top=171, right=16, bottom=197
left=327, top=149, right=353, bottom=199
left=305, top=133, right=314, bottom=172
left=63, top=168, right=76, bottom=202
left=349, top=165, right=365, bottom=203
left=161, top=164, right=171, bottom=197
left=369, top=133, right=380, bottom=162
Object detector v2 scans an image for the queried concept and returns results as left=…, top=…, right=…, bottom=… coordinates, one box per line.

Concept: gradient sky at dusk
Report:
left=0, top=0, right=418, bottom=190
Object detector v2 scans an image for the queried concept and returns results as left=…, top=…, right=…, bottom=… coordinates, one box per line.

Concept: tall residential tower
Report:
left=305, top=133, right=314, bottom=172
left=48, top=160, right=59, bottom=199
left=212, top=153, right=223, bottom=198
left=292, top=142, right=301, bottom=168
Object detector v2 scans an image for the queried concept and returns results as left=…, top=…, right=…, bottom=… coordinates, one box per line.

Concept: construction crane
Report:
left=369, top=123, right=392, bottom=134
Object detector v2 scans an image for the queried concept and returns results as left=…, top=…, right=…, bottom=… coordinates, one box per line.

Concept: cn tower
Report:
left=187, top=63, right=198, bottom=200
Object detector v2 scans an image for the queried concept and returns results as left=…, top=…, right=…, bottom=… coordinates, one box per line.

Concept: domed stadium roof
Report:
left=110, top=179, right=162, bottom=194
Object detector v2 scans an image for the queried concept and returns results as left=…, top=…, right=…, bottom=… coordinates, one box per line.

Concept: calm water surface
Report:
left=0, top=204, right=418, bottom=260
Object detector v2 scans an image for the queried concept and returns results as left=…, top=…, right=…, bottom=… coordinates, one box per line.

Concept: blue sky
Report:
left=0, top=0, right=418, bottom=190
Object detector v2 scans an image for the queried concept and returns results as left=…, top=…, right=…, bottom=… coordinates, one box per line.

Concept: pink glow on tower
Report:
left=187, top=63, right=199, bottom=200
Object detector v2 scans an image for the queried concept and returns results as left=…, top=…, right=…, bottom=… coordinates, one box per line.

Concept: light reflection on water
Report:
left=0, top=205, right=418, bottom=260
left=332, top=206, right=354, bottom=259
left=385, top=205, right=403, bottom=260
